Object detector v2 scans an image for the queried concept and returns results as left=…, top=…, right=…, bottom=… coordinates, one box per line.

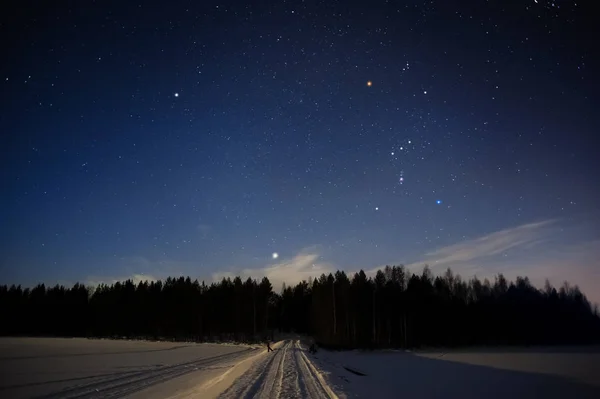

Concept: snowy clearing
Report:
left=312, top=346, right=600, bottom=399
left=0, top=337, right=259, bottom=399
left=3, top=338, right=600, bottom=399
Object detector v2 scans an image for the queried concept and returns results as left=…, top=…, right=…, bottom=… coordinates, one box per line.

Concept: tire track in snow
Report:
left=295, top=341, right=332, bottom=398
left=217, top=341, right=289, bottom=399
left=290, top=342, right=307, bottom=398
left=278, top=341, right=301, bottom=398
left=253, top=340, right=287, bottom=398
left=274, top=342, right=289, bottom=397
left=35, top=347, right=257, bottom=399
left=220, top=340, right=338, bottom=399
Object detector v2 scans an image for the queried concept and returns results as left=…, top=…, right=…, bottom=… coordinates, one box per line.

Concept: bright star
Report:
left=375, top=207, right=379, bottom=211
left=367, top=81, right=372, bottom=87
left=436, top=200, right=442, bottom=205
left=174, top=92, right=179, bottom=97
left=272, top=252, right=279, bottom=259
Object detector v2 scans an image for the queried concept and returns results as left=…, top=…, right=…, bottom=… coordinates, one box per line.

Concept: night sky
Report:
left=2, top=1, right=599, bottom=301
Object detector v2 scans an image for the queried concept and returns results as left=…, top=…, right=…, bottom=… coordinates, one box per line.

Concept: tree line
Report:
left=1, top=266, right=599, bottom=348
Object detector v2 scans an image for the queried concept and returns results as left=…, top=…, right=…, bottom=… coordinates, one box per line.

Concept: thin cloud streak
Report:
left=87, top=251, right=336, bottom=292
left=81, top=220, right=599, bottom=304
left=404, top=220, right=557, bottom=271
left=213, top=250, right=336, bottom=291
left=378, top=219, right=600, bottom=304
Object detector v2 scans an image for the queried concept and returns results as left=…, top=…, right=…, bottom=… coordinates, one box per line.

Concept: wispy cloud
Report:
left=84, top=250, right=337, bottom=292
left=212, top=249, right=336, bottom=291
left=391, top=219, right=600, bottom=304
left=80, top=219, right=599, bottom=304
left=403, top=220, right=557, bottom=273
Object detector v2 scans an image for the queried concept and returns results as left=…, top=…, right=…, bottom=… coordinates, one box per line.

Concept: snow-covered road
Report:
left=218, top=340, right=338, bottom=399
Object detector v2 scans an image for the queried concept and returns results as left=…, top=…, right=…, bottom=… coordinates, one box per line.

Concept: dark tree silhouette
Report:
left=1, top=266, right=599, bottom=348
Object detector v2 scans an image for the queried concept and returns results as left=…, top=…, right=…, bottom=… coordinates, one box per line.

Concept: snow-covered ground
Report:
left=311, top=346, right=600, bottom=399
left=0, top=337, right=260, bottom=399
left=216, top=339, right=337, bottom=399
left=2, top=337, right=600, bottom=398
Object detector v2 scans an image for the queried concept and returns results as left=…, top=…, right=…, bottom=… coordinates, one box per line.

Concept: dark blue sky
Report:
left=2, top=1, right=599, bottom=301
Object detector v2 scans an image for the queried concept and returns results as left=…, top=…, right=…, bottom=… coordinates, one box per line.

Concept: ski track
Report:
left=219, top=340, right=336, bottom=399
left=295, top=341, right=331, bottom=398
left=32, top=347, right=258, bottom=399
left=292, top=343, right=307, bottom=398
left=280, top=342, right=301, bottom=398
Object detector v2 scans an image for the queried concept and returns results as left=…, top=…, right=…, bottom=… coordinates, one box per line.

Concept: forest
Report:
left=1, top=265, right=599, bottom=349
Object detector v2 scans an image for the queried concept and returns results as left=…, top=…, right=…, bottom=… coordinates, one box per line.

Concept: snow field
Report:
left=309, top=347, right=600, bottom=399
left=3, top=337, right=599, bottom=399
left=0, top=337, right=258, bottom=399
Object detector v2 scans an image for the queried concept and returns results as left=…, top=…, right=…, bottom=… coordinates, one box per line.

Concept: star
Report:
left=272, top=252, right=279, bottom=259
left=375, top=207, right=379, bottom=211
left=174, top=92, right=179, bottom=97
left=366, top=81, right=372, bottom=87
left=436, top=200, right=442, bottom=205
